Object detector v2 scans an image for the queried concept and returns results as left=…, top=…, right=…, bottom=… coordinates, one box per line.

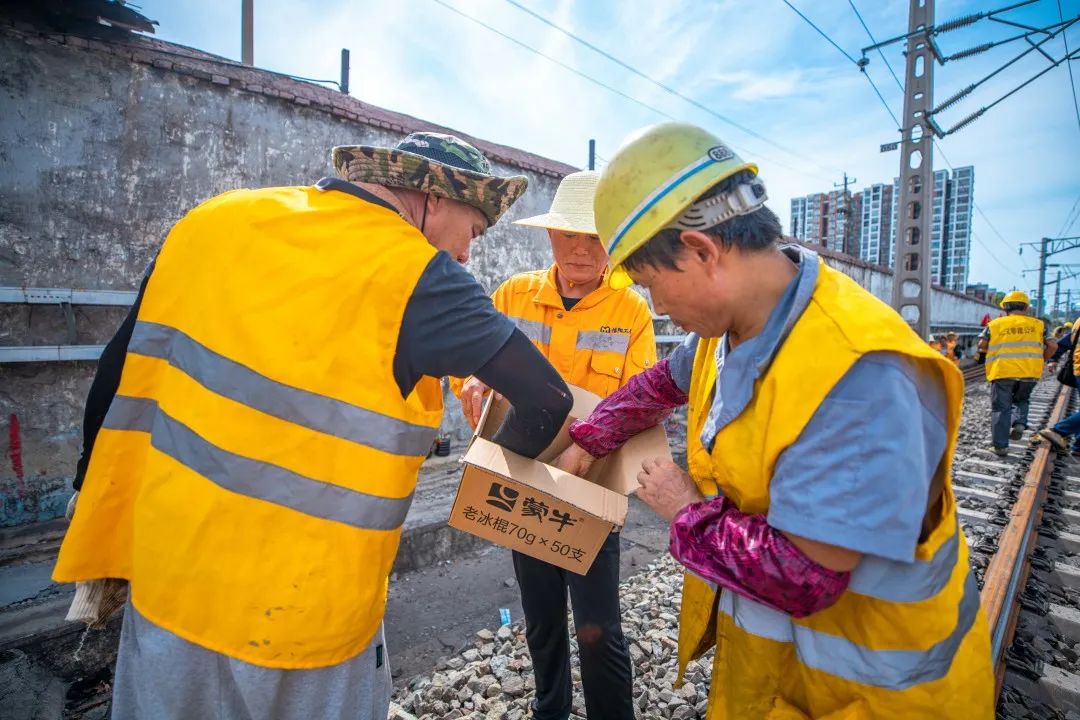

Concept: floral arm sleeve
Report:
left=670, top=497, right=851, bottom=618
left=568, top=358, right=688, bottom=458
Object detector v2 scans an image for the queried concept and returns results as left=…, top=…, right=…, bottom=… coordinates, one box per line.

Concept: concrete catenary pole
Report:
left=1037, top=237, right=1048, bottom=318
left=1055, top=269, right=1062, bottom=318
left=242, top=0, right=254, bottom=66
left=890, top=0, right=935, bottom=338
left=340, top=49, right=350, bottom=95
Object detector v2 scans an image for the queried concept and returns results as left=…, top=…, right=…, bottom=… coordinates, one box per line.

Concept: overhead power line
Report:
left=783, top=0, right=901, bottom=134
left=780, top=0, right=858, bottom=64
left=848, top=0, right=903, bottom=91
left=1059, top=195, right=1080, bottom=238
left=429, top=0, right=834, bottom=181
left=1059, top=0, right=1080, bottom=135
left=842, top=0, right=1026, bottom=282
left=428, top=0, right=676, bottom=125
left=497, top=0, right=841, bottom=176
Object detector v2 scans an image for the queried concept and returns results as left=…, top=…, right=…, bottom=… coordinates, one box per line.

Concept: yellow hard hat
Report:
left=595, top=123, right=758, bottom=289
left=1000, top=290, right=1030, bottom=308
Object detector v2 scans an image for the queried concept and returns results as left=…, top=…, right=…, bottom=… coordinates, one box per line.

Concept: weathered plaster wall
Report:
left=0, top=26, right=566, bottom=526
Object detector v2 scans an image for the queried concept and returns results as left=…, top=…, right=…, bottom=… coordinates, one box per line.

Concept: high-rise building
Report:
left=859, top=182, right=894, bottom=267
left=788, top=190, right=861, bottom=256
left=790, top=166, right=975, bottom=291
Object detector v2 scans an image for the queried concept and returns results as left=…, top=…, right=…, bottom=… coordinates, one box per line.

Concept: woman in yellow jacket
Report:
left=456, top=170, right=655, bottom=720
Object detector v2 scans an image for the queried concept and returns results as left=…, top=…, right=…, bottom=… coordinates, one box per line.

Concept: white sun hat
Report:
left=513, top=170, right=600, bottom=235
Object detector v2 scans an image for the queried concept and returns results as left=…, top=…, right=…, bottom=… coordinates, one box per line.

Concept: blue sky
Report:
left=135, top=0, right=1080, bottom=295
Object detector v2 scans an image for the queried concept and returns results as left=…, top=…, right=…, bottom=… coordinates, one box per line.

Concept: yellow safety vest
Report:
left=985, top=314, right=1045, bottom=381
left=53, top=186, right=444, bottom=669
left=677, top=260, right=993, bottom=719
left=453, top=265, right=656, bottom=398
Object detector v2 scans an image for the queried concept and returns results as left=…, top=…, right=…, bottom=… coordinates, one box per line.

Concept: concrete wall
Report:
left=811, top=245, right=999, bottom=330
left=0, top=24, right=568, bottom=526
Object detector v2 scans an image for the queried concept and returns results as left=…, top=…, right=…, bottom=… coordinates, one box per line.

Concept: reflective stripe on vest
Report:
left=848, top=520, right=958, bottom=602
left=481, top=266, right=657, bottom=399
left=128, top=321, right=437, bottom=457
left=104, top=395, right=414, bottom=531
left=717, top=572, right=981, bottom=691
left=511, top=316, right=552, bottom=345
left=576, top=330, right=630, bottom=354
left=986, top=315, right=1044, bottom=380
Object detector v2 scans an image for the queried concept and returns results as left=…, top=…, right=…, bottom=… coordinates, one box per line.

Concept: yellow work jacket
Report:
left=677, top=260, right=992, bottom=719
left=53, top=186, right=444, bottom=669
left=455, top=265, right=656, bottom=398
left=985, top=314, right=1045, bottom=381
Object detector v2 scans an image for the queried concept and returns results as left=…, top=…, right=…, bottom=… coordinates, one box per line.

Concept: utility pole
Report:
left=241, top=0, right=254, bottom=66
left=588, top=139, right=596, bottom=171
left=833, top=173, right=858, bottom=257
left=340, top=49, right=350, bottom=95
left=1024, top=236, right=1080, bottom=317
left=1055, top=269, right=1062, bottom=319
left=1037, top=236, right=1048, bottom=318
left=889, top=0, right=935, bottom=338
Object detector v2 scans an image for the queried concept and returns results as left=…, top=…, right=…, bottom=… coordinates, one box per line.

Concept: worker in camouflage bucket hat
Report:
left=55, top=127, right=573, bottom=720
left=334, top=131, right=529, bottom=227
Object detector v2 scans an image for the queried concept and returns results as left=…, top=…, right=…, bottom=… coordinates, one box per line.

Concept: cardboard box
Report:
left=448, top=386, right=670, bottom=575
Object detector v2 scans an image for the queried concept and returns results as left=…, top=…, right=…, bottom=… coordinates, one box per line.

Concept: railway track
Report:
left=952, top=377, right=1080, bottom=718
left=963, top=363, right=985, bottom=386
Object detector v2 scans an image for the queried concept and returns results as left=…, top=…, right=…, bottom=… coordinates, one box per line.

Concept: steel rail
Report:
left=980, top=382, right=1072, bottom=696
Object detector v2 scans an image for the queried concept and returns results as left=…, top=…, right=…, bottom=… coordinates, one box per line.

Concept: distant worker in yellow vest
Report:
left=53, top=132, right=574, bottom=720
left=454, top=170, right=655, bottom=720
left=978, top=290, right=1056, bottom=456
left=928, top=334, right=943, bottom=353
left=553, top=123, right=993, bottom=718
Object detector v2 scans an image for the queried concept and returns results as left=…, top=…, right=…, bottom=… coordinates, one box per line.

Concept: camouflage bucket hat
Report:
left=332, top=132, right=529, bottom=227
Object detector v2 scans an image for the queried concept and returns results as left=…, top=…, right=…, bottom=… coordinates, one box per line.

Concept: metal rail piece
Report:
left=981, top=383, right=1072, bottom=695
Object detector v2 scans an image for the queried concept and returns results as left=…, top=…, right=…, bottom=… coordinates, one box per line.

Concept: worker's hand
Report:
left=459, top=377, right=491, bottom=430
left=553, top=443, right=597, bottom=478
left=635, top=457, right=704, bottom=522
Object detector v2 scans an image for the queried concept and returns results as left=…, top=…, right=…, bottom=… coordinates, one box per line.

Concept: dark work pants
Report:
left=990, top=378, right=1036, bottom=449
left=1053, top=409, right=1080, bottom=450
left=512, top=532, right=634, bottom=720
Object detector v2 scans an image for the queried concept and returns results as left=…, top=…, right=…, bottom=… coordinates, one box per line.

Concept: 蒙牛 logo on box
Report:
left=486, top=482, right=520, bottom=512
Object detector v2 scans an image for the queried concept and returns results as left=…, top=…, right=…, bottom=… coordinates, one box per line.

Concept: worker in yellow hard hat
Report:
left=452, top=170, right=655, bottom=720
left=977, top=290, right=1056, bottom=455
left=553, top=122, right=993, bottom=718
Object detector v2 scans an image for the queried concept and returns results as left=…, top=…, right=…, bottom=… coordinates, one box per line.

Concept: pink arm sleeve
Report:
left=568, top=358, right=688, bottom=458
left=670, top=497, right=850, bottom=618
